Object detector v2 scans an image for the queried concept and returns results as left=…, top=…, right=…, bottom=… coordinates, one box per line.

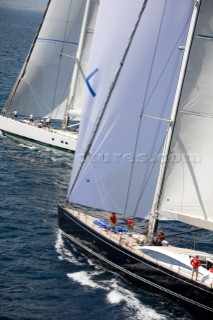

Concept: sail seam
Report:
left=179, top=110, right=213, bottom=119
left=196, top=34, right=213, bottom=40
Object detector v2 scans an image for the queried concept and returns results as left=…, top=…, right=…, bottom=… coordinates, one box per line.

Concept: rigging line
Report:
left=37, top=38, right=78, bottom=45
left=142, top=5, right=194, bottom=113
left=90, top=160, right=107, bottom=212
left=55, top=54, right=79, bottom=120
left=23, top=79, right=49, bottom=113
left=54, top=62, right=73, bottom=120
left=61, top=55, right=87, bottom=111
left=67, top=0, right=149, bottom=200
left=180, top=117, right=185, bottom=216
left=177, top=138, right=208, bottom=220
left=124, top=0, right=168, bottom=216
left=141, top=114, right=171, bottom=122
left=61, top=54, right=87, bottom=80
left=132, top=48, right=181, bottom=217
left=132, top=134, right=166, bottom=218
left=165, top=228, right=204, bottom=238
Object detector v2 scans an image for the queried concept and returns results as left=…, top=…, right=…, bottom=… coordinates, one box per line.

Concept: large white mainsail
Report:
left=158, top=0, right=213, bottom=231
left=3, top=0, right=87, bottom=120
left=68, top=0, right=194, bottom=217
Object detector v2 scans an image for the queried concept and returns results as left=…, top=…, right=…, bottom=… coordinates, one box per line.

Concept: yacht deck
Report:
left=64, top=206, right=213, bottom=289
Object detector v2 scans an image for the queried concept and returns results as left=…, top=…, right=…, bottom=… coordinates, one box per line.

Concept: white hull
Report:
left=0, top=115, right=77, bottom=152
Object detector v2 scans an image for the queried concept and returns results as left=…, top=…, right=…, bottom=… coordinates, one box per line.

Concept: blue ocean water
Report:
left=0, top=7, right=211, bottom=320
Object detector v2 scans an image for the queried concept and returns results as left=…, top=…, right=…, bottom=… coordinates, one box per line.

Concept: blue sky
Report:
left=0, top=0, right=48, bottom=11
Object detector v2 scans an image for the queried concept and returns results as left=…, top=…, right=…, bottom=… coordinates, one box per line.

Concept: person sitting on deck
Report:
left=155, top=231, right=165, bottom=245
left=45, top=116, right=51, bottom=128
left=126, top=219, right=135, bottom=232
left=12, top=110, right=18, bottom=120
left=208, top=261, right=213, bottom=273
left=29, top=113, right=34, bottom=124
left=108, top=213, right=117, bottom=232
left=207, top=259, right=213, bottom=271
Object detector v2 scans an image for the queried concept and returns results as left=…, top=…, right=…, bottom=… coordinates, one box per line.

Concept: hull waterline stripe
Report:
left=2, top=130, right=74, bottom=154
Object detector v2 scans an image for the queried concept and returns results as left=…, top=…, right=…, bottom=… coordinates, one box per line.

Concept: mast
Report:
left=147, top=0, right=201, bottom=242
left=62, top=0, right=91, bottom=130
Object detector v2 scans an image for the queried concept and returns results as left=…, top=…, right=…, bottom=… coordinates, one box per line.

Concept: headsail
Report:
left=68, top=0, right=194, bottom=218
left=158, top=0, right=213, bottom=231
left=3, top=0, right=87, bottom=119
left=64, top=0, right=99, bottom=124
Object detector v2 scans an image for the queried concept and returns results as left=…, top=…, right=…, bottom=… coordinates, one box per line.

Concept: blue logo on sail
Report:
left=86, top=68, right=99, bottom=97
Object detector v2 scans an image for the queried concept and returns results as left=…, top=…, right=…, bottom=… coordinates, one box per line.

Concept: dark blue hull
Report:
left=58, top=205, right=213, bottom=317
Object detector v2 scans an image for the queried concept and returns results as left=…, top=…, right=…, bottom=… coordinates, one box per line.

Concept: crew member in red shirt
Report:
left=108, top=213, right=117, bottom=232
left=156, top=231, right=165, bottom=245
left=126, top=219, right=135, bottom=231
left=190, top=255, right=201, bottom=281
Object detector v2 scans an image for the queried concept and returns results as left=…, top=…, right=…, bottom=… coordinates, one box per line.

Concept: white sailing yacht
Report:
left=0, top=0, right=99, bottom=153
left=58, top=0, right=213, bottom=316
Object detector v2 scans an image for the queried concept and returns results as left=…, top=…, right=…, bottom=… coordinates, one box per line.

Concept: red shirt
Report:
left=110, top=214, right=116, bottom=224
left=190, top=257, right=201, bottom=269
left=157, top=231, right=165, bottom=241
left=127, top=219, right=135, bottom=226
left=209, top=267, right=213, bottom=273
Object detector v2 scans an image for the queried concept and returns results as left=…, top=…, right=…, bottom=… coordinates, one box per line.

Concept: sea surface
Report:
left=0, top=7, right=212, bottom=320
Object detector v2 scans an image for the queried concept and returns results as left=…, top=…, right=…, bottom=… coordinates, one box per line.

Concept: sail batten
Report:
left=159, top=0, right=213, bottom=231
left=179, top=110, right=213, bottom=118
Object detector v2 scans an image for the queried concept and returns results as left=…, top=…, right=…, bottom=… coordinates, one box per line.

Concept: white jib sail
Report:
left=67, top=0, right=99, bottom=120
left=159, top=0, right=213, bottom=231
left=69, top=0, right=194, bottom=218
left=3, top=0, right=87, bottom=119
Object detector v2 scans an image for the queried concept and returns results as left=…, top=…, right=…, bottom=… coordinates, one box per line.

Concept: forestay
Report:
left=3, top=0, right=86, bottom=119
left=159, top=0, right=213, bottom=231
left=69, top=0, right=194, bottom=218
